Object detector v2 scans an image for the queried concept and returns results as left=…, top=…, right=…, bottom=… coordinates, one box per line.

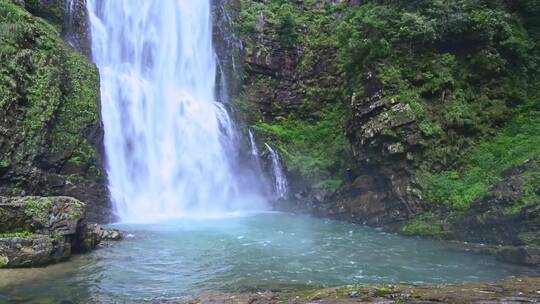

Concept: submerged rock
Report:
left=0, top=196, right=118, bottom=268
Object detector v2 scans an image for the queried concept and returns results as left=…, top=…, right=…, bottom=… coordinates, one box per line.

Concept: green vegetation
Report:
left=48, top=50, right=100, bottom=173
left=337, top=0, right=539, bottom=170
left=25, top=198, right=53, bottom=223
left=238, top=0, right=540, bottom=200
left=254, top=105, right=349, bottom=191
left=237, top=0, right=350, bottom=191
left=427, top=114, right=540, bottom=209
left=69, top=210, right=80, bottom=221
left=236, top=0, right=302, bottom=44
left=401, top=212, right=449, bottom=239
left=0, top=231, right=33, bottom=238
left=0, top=256, right=8, bottom=268
left=23, top=0, right=64, bottom=27
left=335, top=0, right=540, bottom=209
left=0, top=1, right=102, bottom=194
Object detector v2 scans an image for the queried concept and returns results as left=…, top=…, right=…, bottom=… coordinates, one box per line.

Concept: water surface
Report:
left=0, top=213, right=533, bottom=303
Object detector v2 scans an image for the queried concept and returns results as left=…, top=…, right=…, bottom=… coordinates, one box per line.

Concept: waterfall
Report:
left=264, top=143, right=289, bottom=200
left=87, top=0, right=266, bottom=221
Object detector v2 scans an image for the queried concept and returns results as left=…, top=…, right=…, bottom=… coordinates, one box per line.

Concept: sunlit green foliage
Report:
left=0, top=231, right=33, bottom=239
left=401, top=212, right=453, bottom=239
left=427, top=113, right=540, bottom=209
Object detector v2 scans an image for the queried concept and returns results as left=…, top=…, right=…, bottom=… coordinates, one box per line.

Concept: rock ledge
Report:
left=0, top=196, right=120, bottom=268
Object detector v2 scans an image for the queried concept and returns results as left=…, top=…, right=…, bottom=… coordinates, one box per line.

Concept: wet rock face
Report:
left=22, top=0, right=91, bottom=56
left=234, top=1, right=539, bottom=257
left=62, top=0, right=92, bottom=57
left=0, top=1, right=110, bottom=223
left=212, top=0, right=243, bottom=103
left=0, top=196, right=116, bottom=268
left=334, top=75, right=423, bottom=226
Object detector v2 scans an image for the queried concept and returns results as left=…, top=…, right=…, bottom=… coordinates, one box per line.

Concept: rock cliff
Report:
left=0, top=0, right=110, bottom=222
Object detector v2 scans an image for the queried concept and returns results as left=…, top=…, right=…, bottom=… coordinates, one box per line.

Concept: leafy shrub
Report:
left=0, top=231, right=33, bottom=238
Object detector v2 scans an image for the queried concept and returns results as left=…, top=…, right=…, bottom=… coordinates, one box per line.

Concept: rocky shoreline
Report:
left=0, top=196, right=121, bottom=268
left=168, top=277, right=540, bottom=304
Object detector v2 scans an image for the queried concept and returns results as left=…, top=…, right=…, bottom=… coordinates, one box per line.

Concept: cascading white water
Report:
left=264, top=143, right=289, bottom=199
left=87, top=0, right=266, bottom=222
left=248, top=130, right=261, bottom=166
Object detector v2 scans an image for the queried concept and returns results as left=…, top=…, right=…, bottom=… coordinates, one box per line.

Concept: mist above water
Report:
left=87, top=0, right=267, bottom=222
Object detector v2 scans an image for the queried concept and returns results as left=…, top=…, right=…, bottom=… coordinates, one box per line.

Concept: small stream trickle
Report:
left=248, top=129, right=261, bottom=168
left=265, top=143, right=289, bottom=199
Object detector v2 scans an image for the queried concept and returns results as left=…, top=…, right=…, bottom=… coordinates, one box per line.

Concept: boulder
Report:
left=0, top=196, right=115, bottom=268
left=0, top=235, right=69, bottom=268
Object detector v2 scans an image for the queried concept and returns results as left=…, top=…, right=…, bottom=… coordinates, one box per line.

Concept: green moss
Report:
left=0, top=256, right=8, bottom=268
left=401, top=213, right=449, bottom=239
left=25, top=198, right=52, bottom=223
left=375, top=286, right=394, bottom=294
left=333, top=285, right=358, bottom=299
left=522, top=171, right=540, bottom=204
left=238, top=0, right=349, bottom=191
left=518, top=232, right=540, bottom=246
left=238, top=0, right=540, bottom=204
left=0, top=1, right=102, bottom=195
left=47, top=51, right=99, bottom=160
left=68, top=211, right=79, bottom=221
left=0, top=231, right=33, bottom=238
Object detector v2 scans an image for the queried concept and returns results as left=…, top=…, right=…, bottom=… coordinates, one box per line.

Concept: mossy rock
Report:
left=0, top=1, right=108, bottom=221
